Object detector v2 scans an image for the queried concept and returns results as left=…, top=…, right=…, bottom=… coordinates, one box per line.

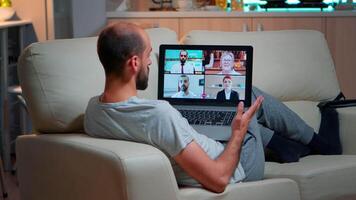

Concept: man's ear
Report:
left=127, top=55, right=140, bottom=73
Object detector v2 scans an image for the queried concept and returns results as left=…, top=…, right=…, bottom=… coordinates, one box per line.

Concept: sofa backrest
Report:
left=18, top=28, right=178, bottom=133
left=183, top=30, right=340, bottom=102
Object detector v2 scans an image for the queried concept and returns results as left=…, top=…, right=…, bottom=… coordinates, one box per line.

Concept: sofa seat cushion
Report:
left=265, top=155, right=356, bottom=200
left=179, top=178, right=300, bottom=200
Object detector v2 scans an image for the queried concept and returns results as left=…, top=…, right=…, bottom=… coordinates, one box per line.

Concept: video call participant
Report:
left=172, top=74, right=197, bottom=98
left=170, top=50, right=196, bottom=74
left=218, top=51, right=241, bottom=75
left=216, top=75, right=240, bottom=102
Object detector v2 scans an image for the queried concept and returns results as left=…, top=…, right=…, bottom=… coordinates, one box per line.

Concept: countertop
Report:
left=107, top=10, right=356, bottom=18
left=0, top=20, right=31, bottom=29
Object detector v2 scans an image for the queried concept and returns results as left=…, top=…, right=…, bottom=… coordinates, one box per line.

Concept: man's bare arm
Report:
left=173, top=96, right=264, bottom=193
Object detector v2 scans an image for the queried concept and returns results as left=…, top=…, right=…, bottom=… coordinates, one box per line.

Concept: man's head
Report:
left=222, top=75, right=232, bottom=91
left=220, top=51, right=235, bottom=73
left=179, top=50, right=188, bottom=65
left=97, top=22, right=152, bottom=90
left=179, top=74, right=190, bottom=92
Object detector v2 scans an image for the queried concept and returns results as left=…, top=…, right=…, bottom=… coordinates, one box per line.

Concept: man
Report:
left=218, top=51, right=241, bottom=75
left=84, top=22, right=341, bottom=193
left=172, top=74, right=198, bottom=98
left=216, top=75, right=239, bottom=102
left=170, top=50, right=196, bottom=74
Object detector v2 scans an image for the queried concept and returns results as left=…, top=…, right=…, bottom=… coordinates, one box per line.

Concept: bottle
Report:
left=216, top=0, right=233, bottom=11
left=226, top=0, right=232, bottom=11
left=215, top=0, right=227, bottom=10
left=0, top=0, right=11, bottom=7
left=231, top=0, right=244, bottom=11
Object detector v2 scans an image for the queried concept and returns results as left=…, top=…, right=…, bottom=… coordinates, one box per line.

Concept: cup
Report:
left=176, top=0, right=193, bottom=11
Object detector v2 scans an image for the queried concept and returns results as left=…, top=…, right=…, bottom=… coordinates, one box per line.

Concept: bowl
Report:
left=0, top=7, right=15, bottom=22
left=204, top=5, right=220, bottom=11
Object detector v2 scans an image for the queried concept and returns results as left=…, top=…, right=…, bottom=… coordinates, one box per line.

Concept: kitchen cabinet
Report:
left=252, top=17, right=325, bottom=33
left=107, top=18, right=179, bottom=35
left=326, top=17, right=356, bottom=99
left=179, top=18, right=252, bottom=38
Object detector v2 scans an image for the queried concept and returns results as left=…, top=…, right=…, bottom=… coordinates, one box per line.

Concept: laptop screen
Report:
left=158, top=45, right=253, bottom=107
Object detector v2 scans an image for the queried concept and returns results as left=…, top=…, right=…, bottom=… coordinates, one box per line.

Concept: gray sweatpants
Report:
left=239, top=87, right=315, bottom=181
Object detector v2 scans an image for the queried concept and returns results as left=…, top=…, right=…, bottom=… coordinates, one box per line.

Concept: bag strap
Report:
left=318, top=92, right=356, bottom=109
left=334, top=92, right=346, bottom=101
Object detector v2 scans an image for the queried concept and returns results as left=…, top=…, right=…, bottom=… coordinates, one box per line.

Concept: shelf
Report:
left=0, top=21, right=31, bottom=171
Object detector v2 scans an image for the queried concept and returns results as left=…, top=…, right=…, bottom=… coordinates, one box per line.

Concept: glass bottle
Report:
left=231, top=0, right=244, bottom=11
left=0, top=0, right=11, bottom=7
left=215, top=0, right=227, bottom=10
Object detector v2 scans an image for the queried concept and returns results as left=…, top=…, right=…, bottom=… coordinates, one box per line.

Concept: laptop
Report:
left=158, top=44, right=253, bottom=141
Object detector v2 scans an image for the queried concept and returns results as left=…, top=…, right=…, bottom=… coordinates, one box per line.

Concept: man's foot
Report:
left=308, top=133, right=342, bottom=155
left=266, top=133, right=310, bottom=163
left=308, top=108, right=342, bottom=155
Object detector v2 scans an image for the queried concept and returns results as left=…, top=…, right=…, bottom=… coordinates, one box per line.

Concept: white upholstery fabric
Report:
left=179, top=178, right=300, bottom=200
left=18, top=28, right=177, bottom=133
left=16, top=134, right=180, bottom=200
left=338, top=107, right=356, bottom=154
left=183, top=30, right=340, bottom=102
left=265, top=155, right=356, bottom=200
left=17, top=134, right=300, bottom=200
left=18, top=37, right=103, bottom=133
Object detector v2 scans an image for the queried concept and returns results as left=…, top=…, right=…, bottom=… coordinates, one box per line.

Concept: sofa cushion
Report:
left=183, top=30, right=340, bottom=102
left=265, top=155, right=356, bottom=200
left=18, top=28, right=178, bottom=133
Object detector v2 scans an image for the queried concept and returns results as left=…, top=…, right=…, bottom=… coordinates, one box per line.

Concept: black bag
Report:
left=317, top=92, right=356, bottom=154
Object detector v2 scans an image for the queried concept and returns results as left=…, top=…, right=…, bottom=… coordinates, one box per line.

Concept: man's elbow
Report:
left=209, top=176, right=230, bottom=193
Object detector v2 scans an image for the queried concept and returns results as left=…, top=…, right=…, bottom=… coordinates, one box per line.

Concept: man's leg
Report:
left=252, top=86, right=314, bottom=144
left=259, top=123, right=310, bottom=162
left=252, top=86, right=341, bottom=156
left=240, top=116, right=265, bottom=181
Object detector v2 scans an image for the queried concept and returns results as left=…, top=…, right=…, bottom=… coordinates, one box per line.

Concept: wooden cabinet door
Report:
left=326, top=17, right=356, bottom=99
left=179, top=18, right=252, bottom=39
left=252, top=17, right=326, bottom=34
left=107, top=18, right=179, bottom=35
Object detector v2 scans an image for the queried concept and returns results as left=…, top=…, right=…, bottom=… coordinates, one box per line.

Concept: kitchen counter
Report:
left=107, top=10, right=356, bottom=18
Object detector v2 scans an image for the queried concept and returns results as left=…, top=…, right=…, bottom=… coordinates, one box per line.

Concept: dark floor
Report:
left=1, top=171, right=20, bottom=200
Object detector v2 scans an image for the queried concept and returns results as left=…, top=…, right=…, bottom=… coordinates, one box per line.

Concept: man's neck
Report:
left=101, top=76, right=137, bottom=103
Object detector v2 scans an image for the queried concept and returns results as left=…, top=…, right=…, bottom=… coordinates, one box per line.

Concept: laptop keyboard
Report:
left=179, top=110, right=236, bottom=126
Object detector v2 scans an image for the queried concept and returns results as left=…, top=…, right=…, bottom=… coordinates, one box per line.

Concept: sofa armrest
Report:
left=179, top=178, right=300, bottom=200
left=16, top=134, right=180, bottom=200
left=339, top=107, right=356, bottom=155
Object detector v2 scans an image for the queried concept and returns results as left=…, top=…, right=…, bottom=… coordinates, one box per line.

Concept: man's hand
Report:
left=231, top=96, right=264, bottom=140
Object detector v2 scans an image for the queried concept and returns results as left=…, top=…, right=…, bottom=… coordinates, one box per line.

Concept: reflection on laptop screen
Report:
left=158, top=45, right=253, bottom=107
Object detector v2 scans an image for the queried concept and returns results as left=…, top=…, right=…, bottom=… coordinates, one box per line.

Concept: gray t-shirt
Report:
left=84, top=96, right=246, bottom=186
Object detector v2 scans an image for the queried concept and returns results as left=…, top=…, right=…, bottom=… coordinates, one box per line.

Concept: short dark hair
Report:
left=97, top=23, right=145, bottom=77
left=180, top=50, right=188, bottom=55
left=223, top=75, right=232, bottom=82
left=180, top=74, right=189, bottom=80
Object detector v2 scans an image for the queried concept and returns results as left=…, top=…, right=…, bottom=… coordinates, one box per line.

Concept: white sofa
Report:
left=16, top=28, right=356, bottom=200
